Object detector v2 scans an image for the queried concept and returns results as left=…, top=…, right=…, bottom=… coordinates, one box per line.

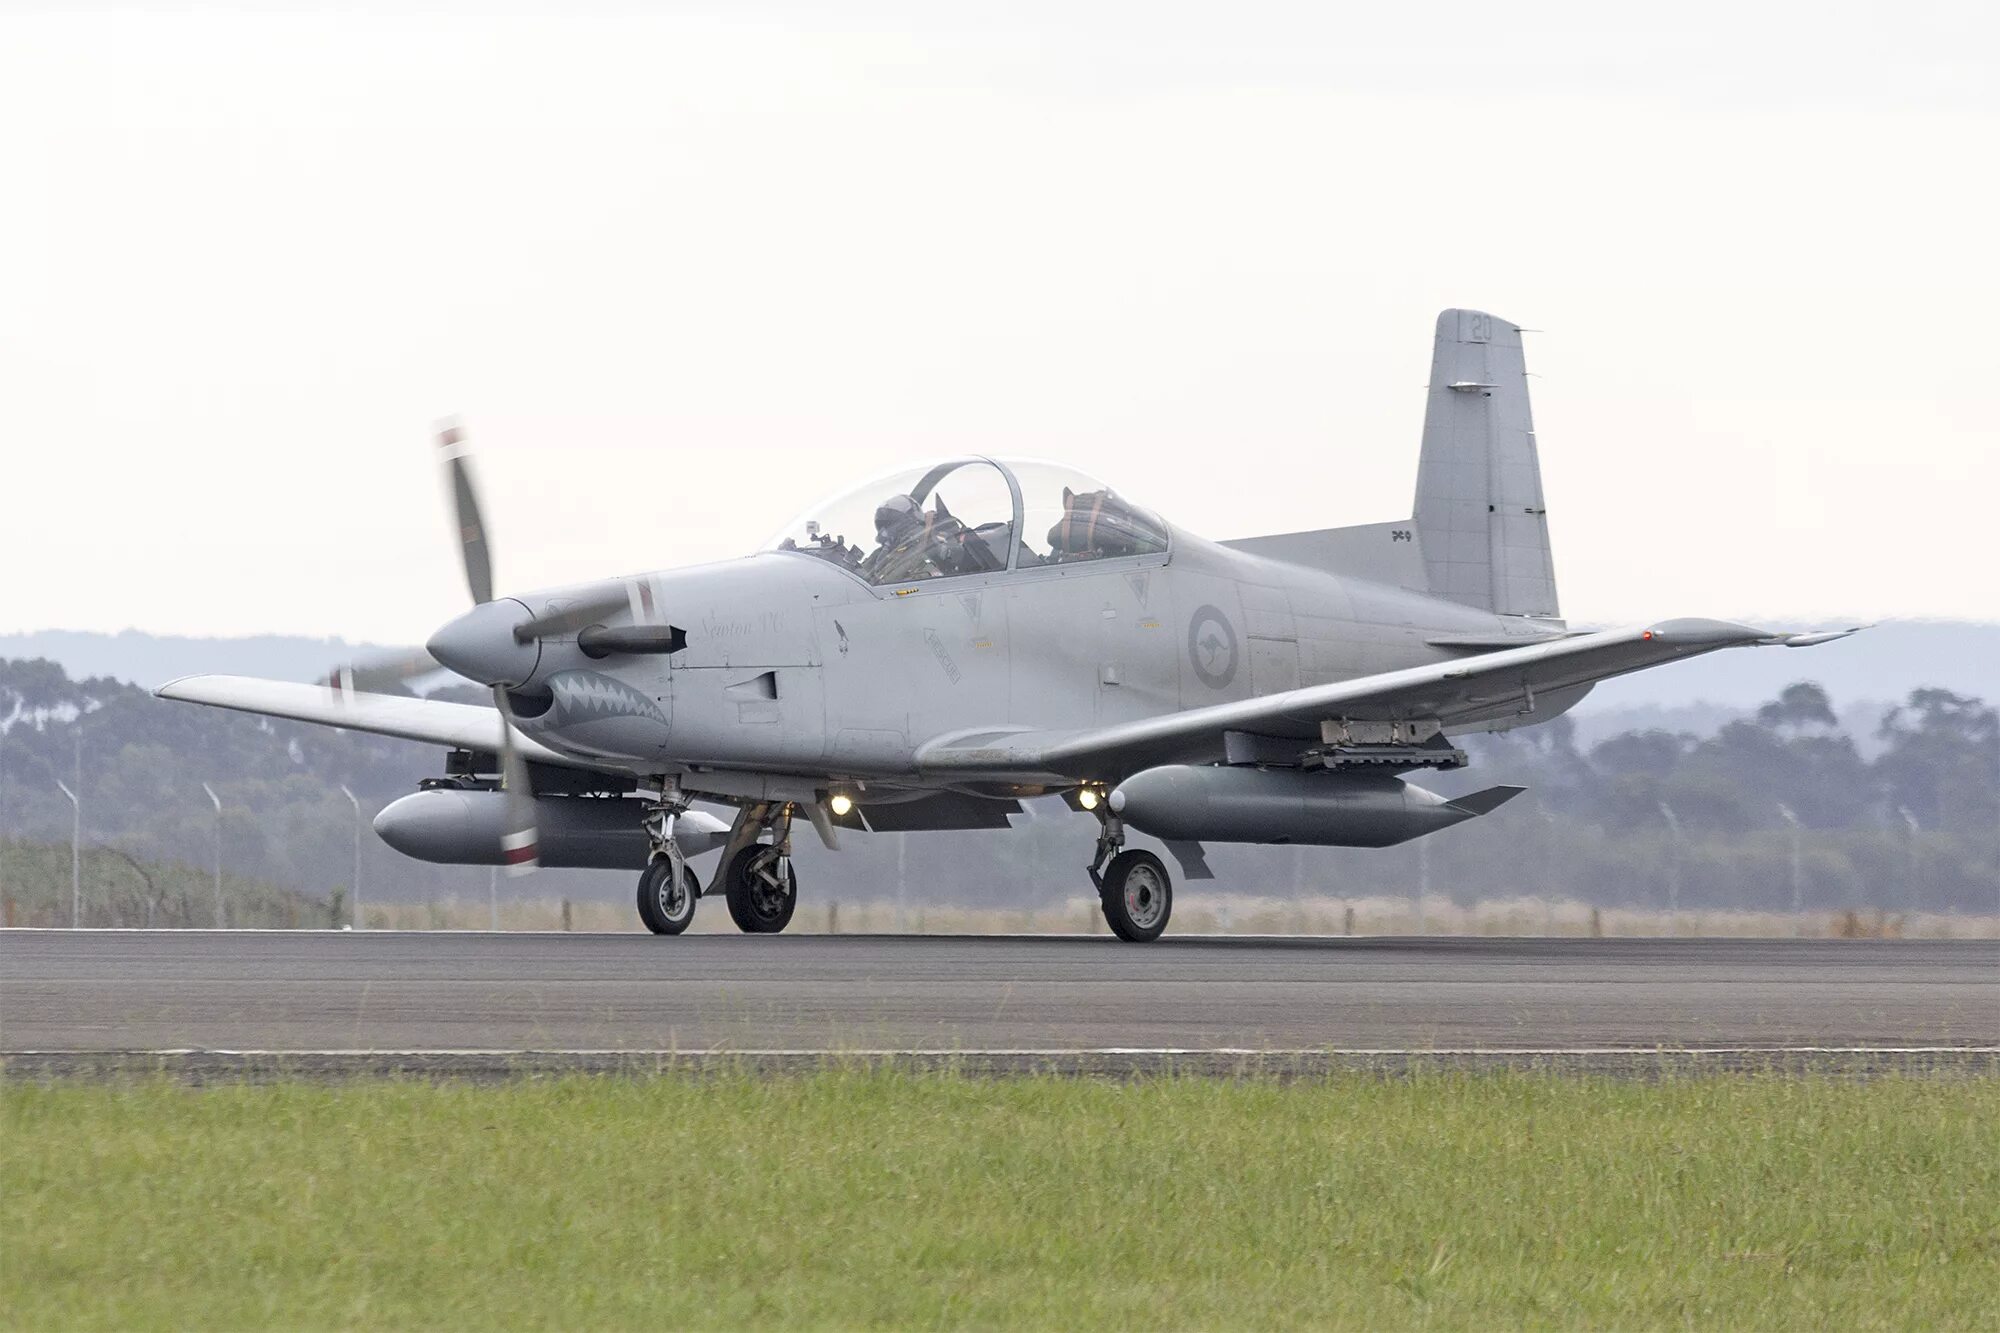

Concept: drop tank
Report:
left=1108, top=765, right=1521, bottom=848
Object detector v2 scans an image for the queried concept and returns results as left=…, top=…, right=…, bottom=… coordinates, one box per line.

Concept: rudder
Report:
left=1412, top=309, right=1560, bottom=620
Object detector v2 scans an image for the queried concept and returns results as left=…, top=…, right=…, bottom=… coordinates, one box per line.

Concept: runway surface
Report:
left=4, top=932, right=1994, bottom=1075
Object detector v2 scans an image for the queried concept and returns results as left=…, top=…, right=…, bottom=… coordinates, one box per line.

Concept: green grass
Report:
left=5, top=1071, right=1997, bottom=1330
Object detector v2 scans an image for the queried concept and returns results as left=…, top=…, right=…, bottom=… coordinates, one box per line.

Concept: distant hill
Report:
left=0, top=630, right=410, bottom=690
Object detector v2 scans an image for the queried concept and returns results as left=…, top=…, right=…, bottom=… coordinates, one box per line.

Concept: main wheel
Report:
left=724, top=844, right=798, bottom=934
left=636, top=859, right=699, bottom=935
left=1100, top=849, right=1172, bottom=942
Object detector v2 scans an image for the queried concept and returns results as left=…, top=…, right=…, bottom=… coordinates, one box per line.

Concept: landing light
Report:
left=829, top=793, right=854, bottom=817
left=1078, top=788, right=1100, bottom=811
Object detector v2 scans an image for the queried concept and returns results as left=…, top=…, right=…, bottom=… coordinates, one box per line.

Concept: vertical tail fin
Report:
left=1412, top=310, right=1560, bottom=620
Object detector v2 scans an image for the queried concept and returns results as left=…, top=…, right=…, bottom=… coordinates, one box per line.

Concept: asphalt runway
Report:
left=4, top=932, right=1995, bottom=1077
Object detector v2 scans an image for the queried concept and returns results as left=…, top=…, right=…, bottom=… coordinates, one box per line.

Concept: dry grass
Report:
left=357, top=892, right=2000, bottom=939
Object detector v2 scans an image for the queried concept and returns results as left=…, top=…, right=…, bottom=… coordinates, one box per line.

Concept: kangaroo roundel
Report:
left=1187, top=605, right=1238, bottom=690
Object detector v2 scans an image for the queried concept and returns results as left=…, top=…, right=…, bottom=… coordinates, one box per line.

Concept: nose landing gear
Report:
left=637, top=857, right=699, bottom=934
left=638, top=794, right=702, bottom=934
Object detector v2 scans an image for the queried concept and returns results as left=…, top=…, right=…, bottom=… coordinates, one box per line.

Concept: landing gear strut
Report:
left=1087, top=804, right=1172, bottom=942
left=633, top=793, right=804, bottom=936
left=638, top=791, right=700, bottom=935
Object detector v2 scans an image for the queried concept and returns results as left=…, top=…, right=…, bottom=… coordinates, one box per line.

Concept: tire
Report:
left=724, top=844, right=798, bottom=934
left=636, top=859, right=699, bottom=935
left=1100, top=849, right=1172, bottom=942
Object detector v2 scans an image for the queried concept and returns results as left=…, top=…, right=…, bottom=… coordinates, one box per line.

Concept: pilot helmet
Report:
left=874, top=493, right=923, bottom=544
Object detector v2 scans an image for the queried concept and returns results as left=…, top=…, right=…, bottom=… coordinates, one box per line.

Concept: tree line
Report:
left=1, top=659, right=1993, bottom=924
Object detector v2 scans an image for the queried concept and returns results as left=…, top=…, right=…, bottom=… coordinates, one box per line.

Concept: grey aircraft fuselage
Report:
left=497, top=523, right=1566, bottom=797
left=160, top=309, right=1850, bottom=936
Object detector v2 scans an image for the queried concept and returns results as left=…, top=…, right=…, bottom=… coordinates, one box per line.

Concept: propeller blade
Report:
left=436, top=419, right=494, bottom=607
left=318, top=648, right=445, bottom=700
left=492, top=687, right=540, bottom=875
left=509, top=586, right=637, bottom=643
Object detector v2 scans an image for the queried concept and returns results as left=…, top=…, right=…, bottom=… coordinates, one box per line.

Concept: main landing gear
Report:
left=1088, top=804, right=1172, bottom=942
left=723, top=843, right=798, bottom=934
left=638, top=793, right=801, bottom=936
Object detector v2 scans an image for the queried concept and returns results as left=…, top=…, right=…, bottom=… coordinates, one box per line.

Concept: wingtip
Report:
left=1447, top=785, right=1527, bottom=817
left=153, top=673, right=206, bottom=699
left=1638, top=619, right=1772, bottom=648
left=1772, top=625, right=1867, bottom=648
left=1640, top=620, right=1867, bottom=650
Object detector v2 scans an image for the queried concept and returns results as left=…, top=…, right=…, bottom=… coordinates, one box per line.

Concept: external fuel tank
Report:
left=373, top=789, right=729, bottom=870
left=1108, top=766, right=1521, bottom=848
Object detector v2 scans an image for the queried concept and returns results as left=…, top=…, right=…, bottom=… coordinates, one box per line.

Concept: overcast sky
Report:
left=3, top=2, right=1994, bottom=643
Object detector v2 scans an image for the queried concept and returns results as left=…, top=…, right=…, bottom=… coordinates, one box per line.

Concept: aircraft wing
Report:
left=154, top=675, right=602, bottom=772
left=915, top=618, right=1857, bottom=782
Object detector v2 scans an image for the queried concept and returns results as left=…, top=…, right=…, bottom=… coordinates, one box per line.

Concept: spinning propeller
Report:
left=321, top=419, right=692, bottom=874
left=434, top=420, right=543, bottom=874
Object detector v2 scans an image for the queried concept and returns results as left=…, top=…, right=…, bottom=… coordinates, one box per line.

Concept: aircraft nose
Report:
left=425, top=597, right=541, bottom=688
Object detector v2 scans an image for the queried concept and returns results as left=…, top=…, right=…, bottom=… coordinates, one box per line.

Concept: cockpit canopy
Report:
left=764, top=458, right=1170, bottom=585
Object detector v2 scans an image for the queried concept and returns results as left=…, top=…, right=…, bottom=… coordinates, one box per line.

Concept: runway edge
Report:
left=7, top=1047, right=1999, bottom=1084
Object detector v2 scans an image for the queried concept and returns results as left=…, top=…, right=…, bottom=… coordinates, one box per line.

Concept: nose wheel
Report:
left=637, top=792, right=706, bottom=936
left=636, top=858, right=699, bottom=935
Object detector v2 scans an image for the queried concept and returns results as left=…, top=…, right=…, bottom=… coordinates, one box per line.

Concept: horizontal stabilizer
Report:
left=1425, top=630, right=1576, bottom=651
left=1219, top=520, right=1430, bottom=590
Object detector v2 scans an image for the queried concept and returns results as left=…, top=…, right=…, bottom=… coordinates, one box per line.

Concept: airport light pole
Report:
left=1540, top=806, right=1559, bottom=935
left=1777, top=803, right=1803, bottom=934
left=1415, top=836, right=1431, bottom=933
left=895, top=833, right=908, bottom=933
left=1897, top=806, right=1920, bottom=917
left=339, top=786, right=363, bottom=930
left=54, top=779, right=80, bottom=927
left=201, top=783, right=224, bottom=928
left=1657, top=801, right=1683, bottom=928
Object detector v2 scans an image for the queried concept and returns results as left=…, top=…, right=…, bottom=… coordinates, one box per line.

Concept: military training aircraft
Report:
left=158, top=309, right=1853, bottom=940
